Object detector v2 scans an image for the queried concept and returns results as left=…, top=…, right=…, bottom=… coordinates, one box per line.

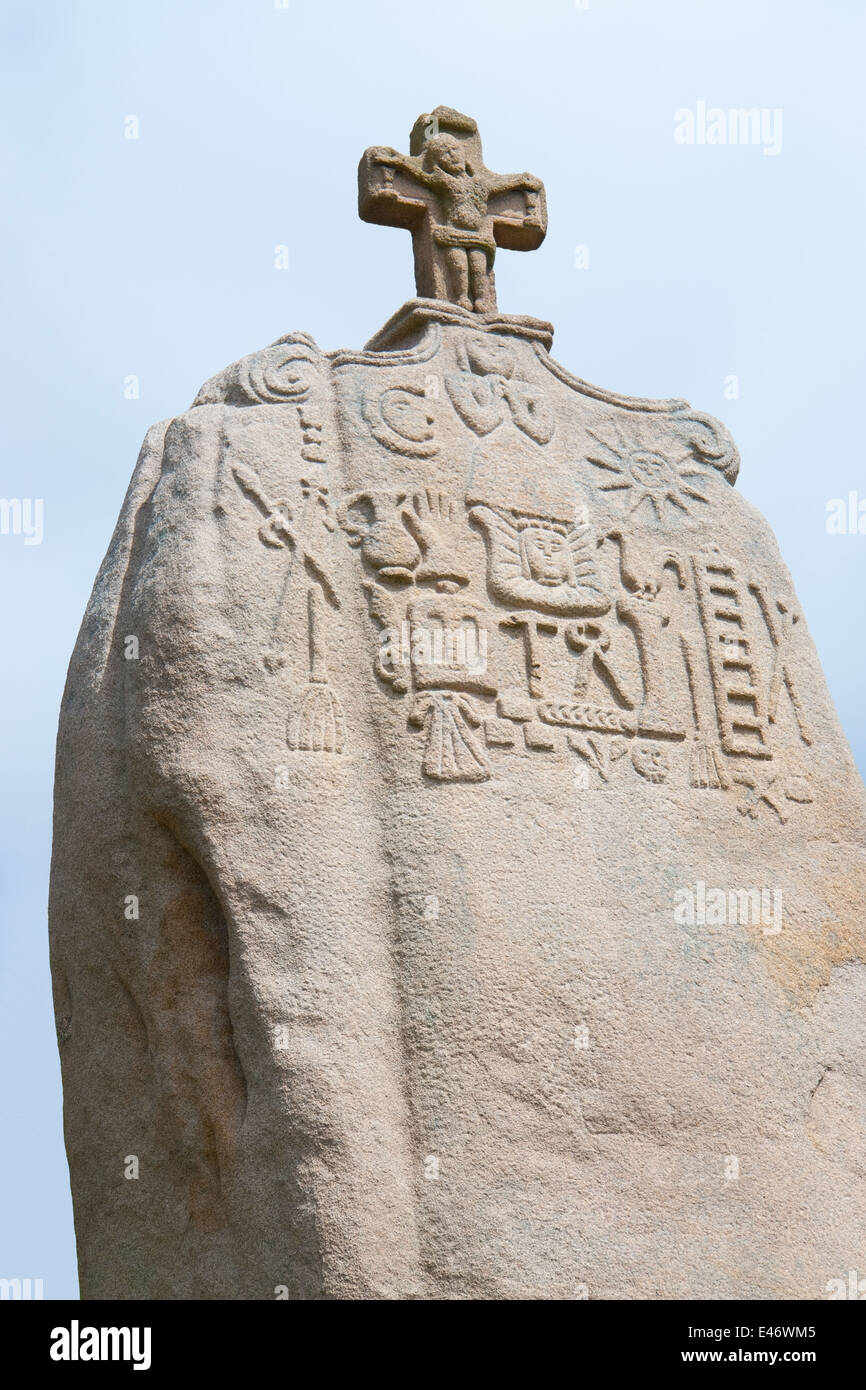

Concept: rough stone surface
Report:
left=50, top=114, right=866, bottom=1301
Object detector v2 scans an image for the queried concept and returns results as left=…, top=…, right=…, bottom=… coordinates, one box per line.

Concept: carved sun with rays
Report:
left=585, top=422, right=711, bottom=521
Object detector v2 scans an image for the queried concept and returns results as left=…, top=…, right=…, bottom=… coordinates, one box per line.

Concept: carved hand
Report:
left=402, top=489, right=469, bottom=586
left=369, top=146, right=405, bottom=167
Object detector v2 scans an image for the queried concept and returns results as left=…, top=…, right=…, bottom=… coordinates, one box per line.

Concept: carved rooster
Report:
left=598, top=529, right=686, bottom=600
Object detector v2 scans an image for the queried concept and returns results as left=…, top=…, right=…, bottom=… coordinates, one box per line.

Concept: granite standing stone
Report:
left=50, top=108, right=866, bottom=1299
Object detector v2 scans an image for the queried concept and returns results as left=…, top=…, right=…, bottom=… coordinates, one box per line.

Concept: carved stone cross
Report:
left=359, top=106, right=547, bottom=314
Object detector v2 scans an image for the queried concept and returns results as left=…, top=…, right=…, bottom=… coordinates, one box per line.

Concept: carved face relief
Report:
left=380, top=388, right=434, bottom=444
left=427, top=134, right=467, bottom=177
left=628, top=451, right=675, bottom=491
left=520, top=526, right=573, bottom=588
left=469, top=506, right=610, bottom=616
left=586, top=422, right=711, bottom=522
left=464, top=336, right=515, bottom=380
left=631, top=744, right=670, bottom=783
left=363, top=384, right=439, bottom=458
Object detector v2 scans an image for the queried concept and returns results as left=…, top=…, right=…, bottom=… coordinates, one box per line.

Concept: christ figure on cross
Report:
left=359, top=108, right=547, bottom=314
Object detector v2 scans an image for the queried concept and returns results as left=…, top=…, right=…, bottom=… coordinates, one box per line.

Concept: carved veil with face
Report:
left=469, top=505, right=611, bottom=616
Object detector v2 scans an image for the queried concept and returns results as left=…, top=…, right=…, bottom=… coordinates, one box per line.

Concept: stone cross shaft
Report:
left=358, top=106, right=547, bottom=314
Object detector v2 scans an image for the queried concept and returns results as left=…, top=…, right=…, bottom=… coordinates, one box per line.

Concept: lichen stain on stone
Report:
left=749, top=872, right=866, bottom=1010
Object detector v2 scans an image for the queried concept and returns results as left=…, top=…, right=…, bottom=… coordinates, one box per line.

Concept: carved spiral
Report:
left=190, top=333, right=323, bottom=408
left=238, top=347, right=319, bottom=405
left=672, top=409, right=740, bottom=485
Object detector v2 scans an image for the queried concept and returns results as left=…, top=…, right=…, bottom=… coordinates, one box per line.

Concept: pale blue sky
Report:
left=1, top=0, right=864, bottom=1298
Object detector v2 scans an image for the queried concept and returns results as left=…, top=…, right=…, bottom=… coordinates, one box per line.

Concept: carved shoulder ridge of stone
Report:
left=359, top=298, right=554, bottom=353
left=534, top=344, right=686, bottom=413
left=190, top=331, right=325, bottom=408
left=64, top=418, right=171, bottom=703
left=329, top=321, right=442, bottom=370
left=533, top=343, right=741, bottom=486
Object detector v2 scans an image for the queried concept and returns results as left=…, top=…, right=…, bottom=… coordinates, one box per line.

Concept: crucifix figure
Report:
left=359, top=106, right=547, bottom=313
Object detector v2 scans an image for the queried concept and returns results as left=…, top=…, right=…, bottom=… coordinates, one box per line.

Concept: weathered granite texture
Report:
left=50, top=113, right=866, bottom=1301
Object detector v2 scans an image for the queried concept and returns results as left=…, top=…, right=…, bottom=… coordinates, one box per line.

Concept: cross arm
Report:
left=487, top=172, right=548, bottom=251
left=358, top=147, right=434, bottom=230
